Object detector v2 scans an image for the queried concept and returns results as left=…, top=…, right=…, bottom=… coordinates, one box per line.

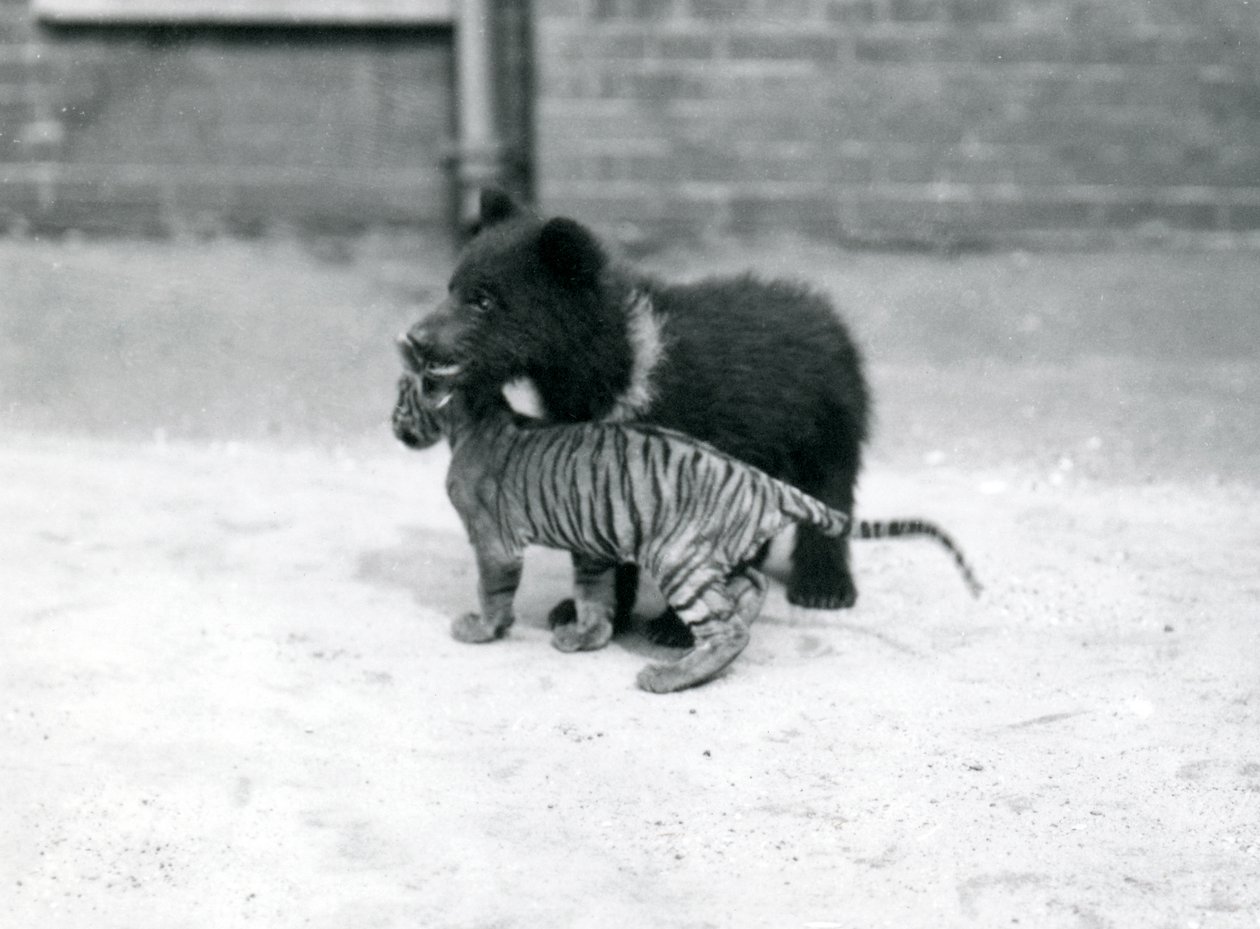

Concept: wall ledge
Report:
left=32, top=0, right=453, bottom=26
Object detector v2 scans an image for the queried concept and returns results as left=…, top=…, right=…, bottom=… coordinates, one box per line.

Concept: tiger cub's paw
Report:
left=636, top=661, right=711, bottom=694
left=551, top=615, right=614, bottom=653
left=451, top=612, right=510, bottom=644
left=635, top=618, right=750, bottom=693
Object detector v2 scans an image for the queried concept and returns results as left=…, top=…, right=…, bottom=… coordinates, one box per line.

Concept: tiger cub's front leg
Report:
left=451, top=544, right=525, bottom=644
left=551, top=553, right=616, bottom=653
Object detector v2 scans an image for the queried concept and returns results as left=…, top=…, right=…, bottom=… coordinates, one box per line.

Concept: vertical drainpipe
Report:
left=455, top=0, right=503, bottom=230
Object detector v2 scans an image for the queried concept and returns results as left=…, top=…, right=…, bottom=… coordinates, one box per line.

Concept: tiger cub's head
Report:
left=391, top=372, right=448, bottom=451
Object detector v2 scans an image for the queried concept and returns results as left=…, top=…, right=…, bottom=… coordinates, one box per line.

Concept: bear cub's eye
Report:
left=466, top=290, right=494, bottom=313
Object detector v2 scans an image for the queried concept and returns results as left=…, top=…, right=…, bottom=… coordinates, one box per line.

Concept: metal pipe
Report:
left=455, top=0, right=503, bottom=228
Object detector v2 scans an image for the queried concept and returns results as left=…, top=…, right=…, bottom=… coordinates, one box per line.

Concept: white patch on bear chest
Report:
left=605, top=289, right=664, bottom=423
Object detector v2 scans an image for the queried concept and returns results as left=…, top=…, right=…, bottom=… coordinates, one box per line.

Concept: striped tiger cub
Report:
left=392, top=368, right=981, bottom=694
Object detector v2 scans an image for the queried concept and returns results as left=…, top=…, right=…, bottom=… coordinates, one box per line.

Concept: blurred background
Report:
left=1, top=0, right=1257, bottom=482
left=3, top=0, right=1258, bottom=247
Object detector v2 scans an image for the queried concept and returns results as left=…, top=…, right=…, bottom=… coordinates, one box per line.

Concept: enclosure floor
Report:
left=3, top=237, right=1258, bottom=927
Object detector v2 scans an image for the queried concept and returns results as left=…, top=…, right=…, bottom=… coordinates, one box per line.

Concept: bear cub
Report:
left=407, top=189, right=871, bottom=646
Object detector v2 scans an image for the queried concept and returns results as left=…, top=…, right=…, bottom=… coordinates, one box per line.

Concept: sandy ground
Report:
left=2, top=238, right=1259, bottom=927
left=5, top=434, right=1259, bottom=928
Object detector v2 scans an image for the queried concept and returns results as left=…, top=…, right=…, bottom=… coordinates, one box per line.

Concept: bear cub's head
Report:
left=398, top=189, right=637, bottom=420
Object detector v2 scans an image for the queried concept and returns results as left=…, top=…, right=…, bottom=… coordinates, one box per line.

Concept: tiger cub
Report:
left=392, top=366, right=981, bottom=694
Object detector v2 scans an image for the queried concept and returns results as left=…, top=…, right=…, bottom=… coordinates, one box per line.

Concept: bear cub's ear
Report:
left=479, top=188, right=520, bottom=228
left=539, top=217, right=606, bottom=285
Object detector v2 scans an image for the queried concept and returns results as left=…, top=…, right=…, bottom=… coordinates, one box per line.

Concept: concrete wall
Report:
left=534, top=0, right=1260, bottom=246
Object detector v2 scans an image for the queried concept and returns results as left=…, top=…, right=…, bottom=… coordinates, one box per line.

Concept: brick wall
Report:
left=534, top=0, right=1260, bottom=246
left=0, top=2, right=457, bottom=235
left=3, top=0, right=1258, bottom=243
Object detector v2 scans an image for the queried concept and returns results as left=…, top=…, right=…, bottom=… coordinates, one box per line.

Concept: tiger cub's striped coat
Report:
left=393, top=372, right=980, bottom=693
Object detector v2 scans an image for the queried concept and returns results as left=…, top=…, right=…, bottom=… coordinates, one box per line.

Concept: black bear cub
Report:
left=406, top=189, right=870, bottom=645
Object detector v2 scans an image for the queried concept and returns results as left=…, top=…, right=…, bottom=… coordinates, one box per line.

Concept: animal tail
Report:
left=775, top=480, right=982, bottom=597
left=853, top=519, right=984, bottom=598
left=776, top=483, right=853, bottom=541
left=779, top=483, right=982, bottom=597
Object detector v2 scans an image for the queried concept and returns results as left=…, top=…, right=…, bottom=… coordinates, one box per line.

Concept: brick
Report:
left=768, top=0, right=823, bottom=21
left=0, top=54, right=51, bottom=84
left=825, top=153, right=876, bottom=185
left=657, top=32, right=717, bottom=59
left=680, top=148, right=744, bottom=182
left=728, top=31, right=841, bottom=61
left=1215, top=150, right=1260, bottom=187
left=1225, top=204, right=1260, bottom=231
left=825, top=0, right=878, bottom=24
left=543, top=188, right=725, bottom=229
left=889, top=0, right=941, bottom=22
left=589, top=32, right=653, bottom=57
left=942, top=155, right=1013, bottom=185
left=729, top=194, right=843, bottom=239
left=537, top=0, right=585, bottom=16
left=884, top=155, right=938, bottom=184
left=1104, top=200, right=1222, bottom=231
left=1083, top=34, right=1176, bottom=66
left=0, top=173, right=41, bottom=215
left=687, top=0, right=751, bottom=19
left=629, top=69, right=708, bottom=100
left=873, top=104, right=968, bottom=145
left=1009, top=156, right=1075, bottom=187
left=946, top=0, right=1008, bottom=24
left=1199, top=77, right=1260, bottom=123
left=741, top=154, right=832, bottom=184
left=854, top=32, right=969, bottom=62
left=594, top=0, right=679, bottom=18
left=979, top=196, right=1099, bottom=230
left=973, top=32, right=1074, bottom=64
left=629, top=0, right=678, bottom=17
left=0, top=97, right=32, bottom=126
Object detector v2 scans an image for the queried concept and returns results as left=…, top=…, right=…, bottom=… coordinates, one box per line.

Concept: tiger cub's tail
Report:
left=778, top=485, right=982, bottom=597
left=853, top=519, right=984, bottom=598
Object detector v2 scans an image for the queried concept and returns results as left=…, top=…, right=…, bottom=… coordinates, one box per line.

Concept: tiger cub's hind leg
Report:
left=552, top=554, right=617, bottom=653
left=635, top=613, right=750, bottom=694
left=728, top=565, right=768, bottom=625
left=640, top=544, right=771, bottom=648
left=635, top=572, right=756, bottom=694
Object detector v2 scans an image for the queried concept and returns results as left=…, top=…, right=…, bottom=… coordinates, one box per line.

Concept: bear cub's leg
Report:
left=787, top=466, right=860, bottom=609
left=788, top=529, right=858, bottom=609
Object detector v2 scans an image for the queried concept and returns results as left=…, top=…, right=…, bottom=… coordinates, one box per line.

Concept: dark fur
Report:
left=403, top=190, right=870, bottom=642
